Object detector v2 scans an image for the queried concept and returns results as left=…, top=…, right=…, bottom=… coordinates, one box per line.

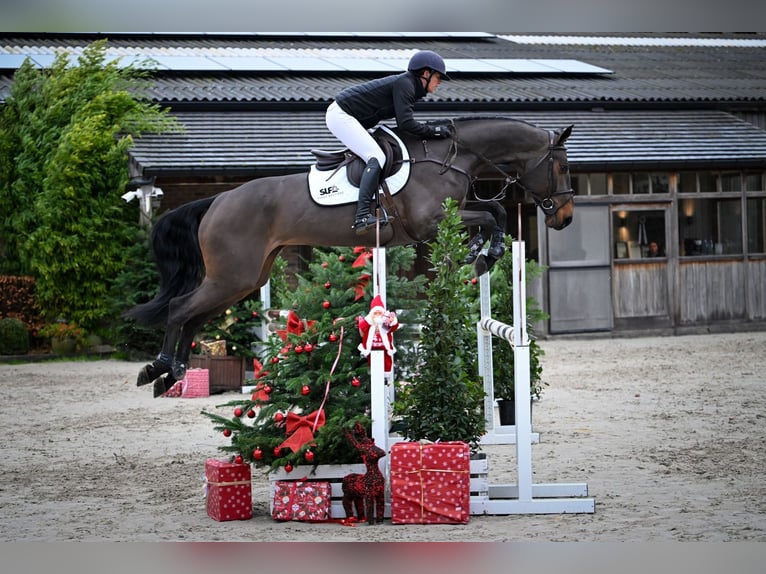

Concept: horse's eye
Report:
left=559, top=164, right=569, bottom=174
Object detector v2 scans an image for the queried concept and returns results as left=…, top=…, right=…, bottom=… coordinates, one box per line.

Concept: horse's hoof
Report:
left=474, top=255, right=489, bottom=277
left=172, top=362, right=187, bottom=380
left=137, top=364, right=159, bottom=387
left=153, top=377, right=174, bottom=398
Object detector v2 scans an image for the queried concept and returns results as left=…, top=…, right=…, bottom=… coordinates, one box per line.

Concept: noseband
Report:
left=447, top=126, right=574, bottom=217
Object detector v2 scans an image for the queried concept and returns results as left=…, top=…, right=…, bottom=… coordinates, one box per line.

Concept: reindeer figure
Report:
left=342, top=422, right=386, bottom=524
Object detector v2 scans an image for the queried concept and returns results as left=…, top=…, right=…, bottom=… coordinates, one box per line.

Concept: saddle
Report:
left=311, top=128, right=404, bottom=187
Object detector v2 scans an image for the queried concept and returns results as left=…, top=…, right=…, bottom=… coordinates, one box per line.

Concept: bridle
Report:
left=434, top=123, right=575, bottom=217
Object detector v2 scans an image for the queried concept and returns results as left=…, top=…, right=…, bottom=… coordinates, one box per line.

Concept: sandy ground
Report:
left=1, top=330, right=765, bottom=543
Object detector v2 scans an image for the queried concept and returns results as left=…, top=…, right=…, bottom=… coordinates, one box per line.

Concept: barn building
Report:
left=2, top=32, right=766, bottom=336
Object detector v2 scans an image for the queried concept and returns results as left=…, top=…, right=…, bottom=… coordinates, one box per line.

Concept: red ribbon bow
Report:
left=277, top=310, right=316, bottom=342
left=251, top=358, right=272, bottom=401
left=276, top=409, right=326, bottom=453
left=352, top=246, right=372, bottom=268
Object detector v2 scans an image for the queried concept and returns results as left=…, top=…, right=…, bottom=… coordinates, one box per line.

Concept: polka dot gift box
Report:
left=204, top=458, right=252, bottom=521
left=390, top=442, right=471, bottom=524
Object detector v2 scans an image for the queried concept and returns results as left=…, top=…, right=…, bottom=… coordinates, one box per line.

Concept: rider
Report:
left=326, top=50, right=453, bottom=234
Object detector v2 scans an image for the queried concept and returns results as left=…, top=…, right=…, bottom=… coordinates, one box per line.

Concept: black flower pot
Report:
left=497, top=399, right=532, bottom=426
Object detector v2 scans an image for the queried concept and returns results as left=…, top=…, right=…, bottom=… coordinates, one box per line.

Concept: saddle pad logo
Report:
left=308, top=125, right=410, bottom=207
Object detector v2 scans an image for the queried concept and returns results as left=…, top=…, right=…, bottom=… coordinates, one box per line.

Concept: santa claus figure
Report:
left=357, top=294, right=399, bottom=374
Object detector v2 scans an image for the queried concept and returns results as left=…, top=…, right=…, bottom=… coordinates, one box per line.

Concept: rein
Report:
left=422, top=122, right=574, bottom=217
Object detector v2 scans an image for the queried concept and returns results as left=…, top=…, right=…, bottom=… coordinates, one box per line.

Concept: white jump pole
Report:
left=370, top=246, right=388, bottom=454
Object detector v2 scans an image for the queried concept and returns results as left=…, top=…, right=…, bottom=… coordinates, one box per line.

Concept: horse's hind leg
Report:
left=136, top=330, right=178, bottom=387
left=166, top=279, right=255, bottom=381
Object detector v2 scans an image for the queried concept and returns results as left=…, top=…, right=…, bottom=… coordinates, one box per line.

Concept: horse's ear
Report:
left=557, top=124, right=574, bottom=145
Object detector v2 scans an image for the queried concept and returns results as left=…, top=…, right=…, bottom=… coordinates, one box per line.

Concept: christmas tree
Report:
left=202, top=245, right=424, bottom=472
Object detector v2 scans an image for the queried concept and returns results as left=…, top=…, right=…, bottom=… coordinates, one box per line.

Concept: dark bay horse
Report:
left=127, top=117, right=574, bottom=396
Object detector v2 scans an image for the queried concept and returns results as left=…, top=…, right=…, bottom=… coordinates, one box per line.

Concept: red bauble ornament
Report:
left=322, top=300, right=331, bottom=309
left=321, top=261, right=328, bottom=268
left=223, top=428, right=232, bottom=437
left=471, top=277, right=478, bottom=285
left=324, top=281, right=331, bottom=289
left=234, top=455, right=243, bottom=464
left=253, top=447, right=263, bottom=460
left=271, top=356, right=279, bottom=364
left=252, top=311, right=258, bottom=317
left=191, top=341, right=197, bottom=349
left=273, top=446, right=282, bottom=457
left=338, top=255, right=345, bottom=262
left=304, top=450, right=315, bottom=463
left=233, top=407, right=243, bottom=417
left=303, top=343, right=314, bottom=353
left=274, top=412, right=285, bottom=423
left=294, top=345, right=304, bottom=354
left=329, top=333, right=338, bottom=342
left=247, top=409, right=256, bottom=418
left=301, top=384, right=310, bottom=396
left=263, top=385, right=272, bottom=395
left=351, top=376, right=361, bottom=387
left=284, top=462, right=293, bottom=473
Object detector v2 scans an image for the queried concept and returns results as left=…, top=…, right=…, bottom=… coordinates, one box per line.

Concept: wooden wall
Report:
left=613, top=262, right=669, bottom=319
left=679, top=259, right=746, bottom=323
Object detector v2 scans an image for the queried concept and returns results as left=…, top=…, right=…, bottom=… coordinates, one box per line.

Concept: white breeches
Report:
left=325, top=101, right=386, bottom=168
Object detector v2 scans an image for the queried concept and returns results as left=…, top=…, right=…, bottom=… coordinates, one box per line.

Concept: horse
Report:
left=126, top=116, right=575, bottom=396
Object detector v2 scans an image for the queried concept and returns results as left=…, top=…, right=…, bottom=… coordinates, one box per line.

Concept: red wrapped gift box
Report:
left=182, top=368, right=209, bottom=398
left=390, top=442, right=471, bottom=524
left=272, top=480, right=331, bottom=522
left=205, top=459, right=252, bottom=521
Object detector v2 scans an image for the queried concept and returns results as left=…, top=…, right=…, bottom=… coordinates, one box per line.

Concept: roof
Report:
left=129, top=109, right=766, bottom=176
left=2, top=33, right=766, bottom=175
left=2, top=33, right=766, bottom=107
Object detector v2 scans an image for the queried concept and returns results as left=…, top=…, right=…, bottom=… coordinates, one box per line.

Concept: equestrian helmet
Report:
left=407, top=50, right=450, bottom=79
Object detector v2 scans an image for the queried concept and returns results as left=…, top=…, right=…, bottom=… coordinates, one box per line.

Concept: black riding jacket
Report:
left=334, top=71, right=438, bottom=139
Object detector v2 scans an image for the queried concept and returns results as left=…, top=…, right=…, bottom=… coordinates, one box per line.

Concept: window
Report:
left=613, top=209, right=666, bottom=259
left=612, top=173, right=630, bottom=195
left=571, top=173, right=607, bottom=196
left=679, top=198, right=742, bottom=255
left=747, top=198, right=766, bottom=253
left=744, top=172, right=764, bottom=192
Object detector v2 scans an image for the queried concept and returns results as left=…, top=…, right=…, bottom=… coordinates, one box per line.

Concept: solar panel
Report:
left=150, top=56, right=230, bottom=71
left=0, top=54, right=31, bottom=69
left=0, top=45, right=613, bottom=75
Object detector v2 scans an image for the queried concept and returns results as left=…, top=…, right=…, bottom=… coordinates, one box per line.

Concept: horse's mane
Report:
left=450, top=115, right=540, bottom=129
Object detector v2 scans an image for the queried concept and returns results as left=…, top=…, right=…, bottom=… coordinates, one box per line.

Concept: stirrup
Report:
left=352, top=212, right=390, bottom=235
left=352, top=214, right=378, bottom=234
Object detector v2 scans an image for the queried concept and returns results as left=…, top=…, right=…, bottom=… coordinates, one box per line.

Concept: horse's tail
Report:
left=125, top=195, right=217, bottom=327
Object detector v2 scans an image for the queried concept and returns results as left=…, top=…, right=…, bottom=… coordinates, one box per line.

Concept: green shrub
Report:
left=0, top=317, right=30, bottom=355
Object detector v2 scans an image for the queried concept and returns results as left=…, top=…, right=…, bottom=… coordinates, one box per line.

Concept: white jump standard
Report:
left=472, top=241, right=595, bottom=514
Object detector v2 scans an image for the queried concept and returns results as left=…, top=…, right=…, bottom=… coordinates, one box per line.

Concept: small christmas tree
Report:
left=196, top=296, right=263, bottom=358
left=202, top=245, right=423, bottom=471
left=395, top=199, right=487, bottom=452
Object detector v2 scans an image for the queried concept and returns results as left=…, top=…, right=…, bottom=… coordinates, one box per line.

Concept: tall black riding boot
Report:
left=352, top=158, right=382, bottom=234
left=487, top=228, right=506, bottom=259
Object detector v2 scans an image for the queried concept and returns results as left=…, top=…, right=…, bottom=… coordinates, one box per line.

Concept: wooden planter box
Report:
left=190, top=355, right=245, bottom=394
